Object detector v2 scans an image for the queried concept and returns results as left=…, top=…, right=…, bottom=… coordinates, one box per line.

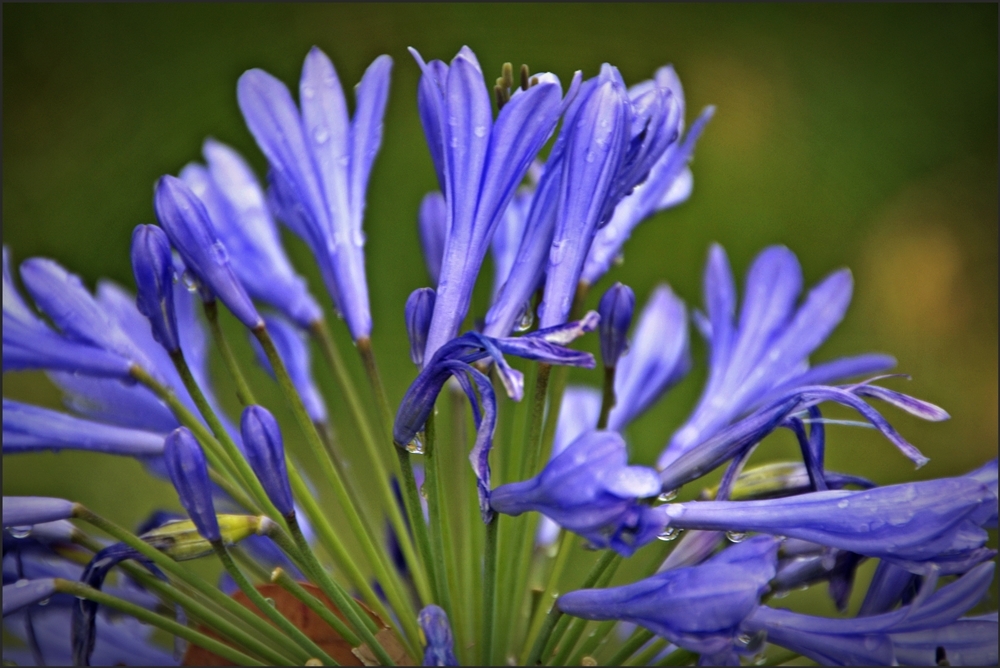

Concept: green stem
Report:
left=53, top=579, right=264, bottom=667
left=356, top=335, right=433, bottom=602
left=451, top=385, right=475, bottom=663
left=656, top=648, right=699, bottom=666
left=204, top=300, right=257, bottom=406
left=605, top=628, right=655, bottom=666
left=626, top=637, right=668, bottom=666
left=597, top=366, right=616, bottom=430
left=70, top=532, right=296, bottom=665
left=567, top=619, right=616, bottom=666
left=423, top=412, right=455, bottom=616
left=214, top=542, right=337, bottom=665
left=75, top=507, right=309, bottom=663
left=270, top=567, right=360, bottom=646
left=548, top=552, right=621, bottom=666
left=482, top=513, right=499, bottom=666
left=520, top=530, right=574, bottom=662
left=538, top=550, right=620, bottom=664
left=255, top=325, right=422, bottom=648
left=396, top=446, right=439, bottom=599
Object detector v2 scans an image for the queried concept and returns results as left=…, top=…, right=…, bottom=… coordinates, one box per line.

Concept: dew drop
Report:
left=657, top=527, right=683, bottom=542
left=550, top=240, right=567, bottom=264
left=210, top=242, right=229, bottom=265
left=515, top=302, right=534, bottom=332
left=302, top=85, right=316, bottom=100
left=585, top=150, right=596, bottom=163
left=613, top=254, right=625, bottom=267
left=352, top=229, right=366, bottom=247
left=13, top=579, right=29, bottom=588
left=726, top=531, right=747, bottom=543
left=406, top=435, right=425, bottom=455
left=837, top=499, right=849, bottom=509
left=181, top=270, right=200, bottom=292
left=9, top=526, right=32, bottom=539
left=38, top=597, right=50, bottom=607
left=581, top=657, right=597, bottom=667
left=419, top=484, right=428, bottom=499
left=265, top=597, right=276, bottom=607
left=772, top=590, right=789, bottom=599
left=313, top=127, right=330, bottom=145
left=473, top=125, right=488, bottom=138
left=657, top=490, right=677, bottom=503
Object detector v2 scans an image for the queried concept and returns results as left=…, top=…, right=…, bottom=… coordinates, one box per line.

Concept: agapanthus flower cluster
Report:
left=3, top=41, right=996, bottom=668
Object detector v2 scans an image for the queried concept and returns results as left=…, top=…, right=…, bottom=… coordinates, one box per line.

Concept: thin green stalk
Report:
left=423, top=412, right=455, bottom=617
left=548, top=552, right=621, bottom=666
left=597, top=366, right=616, bottom=429
left=287, top=516, right=401, bottom=666
left=74, top=506, right=310, bottom=664
left=204, top=300, right=257, bottom=406
left=626, top=637, right=668, bottom=666
left=214, top=542, right=337, bottom=665
left=605, top=628, right=655, bottom=666
left=53, top=579, right=264, bottom=667
left=481, top=513, right=499, bottom=666
left=451, top=385, right=475, bottom=664
left=567, top=619, right=616, bottom=666
left=656, top=648, right=698, bottom=666
left=496, top=363, right=552, bottom=660
left=356, top=334, right=433, bottom=602
left=255, top=325, right=422, bottom=647
left=69, top=532, right=296, bottom=665
left=270, top=567, right=360, bottom=646
left=520, top=530, right=574, bottom=662
left=158, top=354, right=286, bottom=526
left=536, top=550, right=620, bottom=664
left=396, top=447, right=438, bottom=599
left=230, top=545, right=271, bottom=583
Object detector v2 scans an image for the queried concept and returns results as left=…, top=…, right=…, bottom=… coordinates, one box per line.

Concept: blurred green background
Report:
left=4, top=3, right=997, bottom=629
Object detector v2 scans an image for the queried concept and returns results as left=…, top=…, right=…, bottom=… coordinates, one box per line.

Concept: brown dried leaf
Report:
left=182, top=582, right=413, bottom=666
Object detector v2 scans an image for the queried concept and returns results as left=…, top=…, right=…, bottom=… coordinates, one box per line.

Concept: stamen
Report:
left=520, top=64, right=530, bottom=91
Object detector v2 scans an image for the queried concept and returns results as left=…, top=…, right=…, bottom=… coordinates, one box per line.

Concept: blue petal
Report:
left=3, top=579, right=58, bottom=617
left=3, top=400, right=165, bottom=457
left=3, top=497, right=76, bottom=528
left=418, top=191, right=447, bottom=286
left=348, top=55, right=392, bottom=230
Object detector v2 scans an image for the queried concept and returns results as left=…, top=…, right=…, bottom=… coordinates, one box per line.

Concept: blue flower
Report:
left=581, top=66, right=714, bottom=286
left=405, top=288, right=436, bottom=367
left=163, top=428, right=219, bottom=542
left=488, top=186, right=534, bottom=302
left=179, top=139, right=322, bottom=329
left=2, top=399, right=165, bottom=458
left=394, top=314, right=598, bottom=521
left=3, top=497, right=76, bottom=529
left=742, top=561, right=996, bottom=665
left=418, top=604, right=458, bottom=666
left=557, top=536, right=778, bottom=659
left=130, top=225, right=180, bottom=354
left=417, top=191, right=447, bottom=287
left=238, top=48, right=392, bottom=341
left=240, top=406, right=295, bottom=517
left=4, top=579, right=59, bottom=617
left=154, top=175, right=264, bottom=330
left=659, top=244, right=897, bottom=469
left=410, top=46, right=568, bottom=359
left=606, top=284, right=690, bottom=431
left=661, top=475, right=997, bottom=574
left=490, top=430, right=664, bottom=555
left=598, top=282, right=635, bottom=369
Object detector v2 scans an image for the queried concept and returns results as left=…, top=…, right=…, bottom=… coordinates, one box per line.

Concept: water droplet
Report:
left=313, top=127, right=329, bottom=145
left=210, top=242, right=229, bottom=265
left=302, top=85, right=316, bottom=100
left=515, top=302, right=534, bottom=332
left=9, top=526, right=32, bottom=539
left=837, top=499, right=849, bottom=509
left=473, top=125, right=487, bottom=138
left=581, top=657, right=597, bottom=667
left=772, top=590, right=789, bottom=599
left=585, top=150, right=596, bottom=163
left=726, top=531, right=747, bottom=543
left=265, top=597, right=276, bottom=607
left=613, top=254, right=625, bottom=267
left=14, top=579, right=29, bottom=588
left=406, top=435, right=425, bottom=455
left=38, top=597, right=50, bottom=606
left=181, top=270, right=200, bottom=292
left=352, top=229, right=366, bottom=247
left=419, top=484, right=428, bottom=499
left=737, top=634, right=751, bottom=645
left=550, top=240, right=567, bottom=264
left=657, top=490, right=677, bottom=503
left=657, top=527, right=683, bottom=542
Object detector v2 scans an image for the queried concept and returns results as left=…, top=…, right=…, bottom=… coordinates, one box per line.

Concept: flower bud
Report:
left=141, top=514, right=264, bottom=561
left=240, top=406, right=294, bottom=516
left=405, top=288, right=435, bottom=367
left=3, top=578, right=57, bottom=617
left=163, top=427, right=219, bottom=542
left=130, top=225, right=180, bottom=353
left=597, top=282, right=635, bottom=368
left=153, top=175, right=263, bottom=329
left=3, top=496, right=76, bottom=528
left=418, top=604, right=458, bottom=666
